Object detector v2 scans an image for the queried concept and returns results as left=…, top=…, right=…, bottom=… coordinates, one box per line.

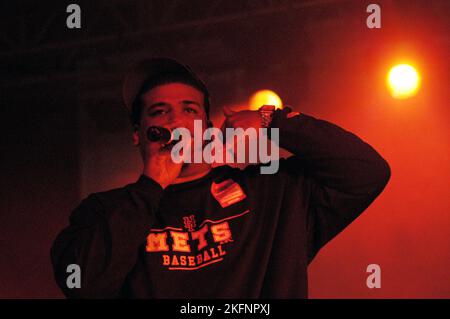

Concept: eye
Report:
left=148, top=109, right=166, bottom=117
left=184, top=106, right=198, bottom=114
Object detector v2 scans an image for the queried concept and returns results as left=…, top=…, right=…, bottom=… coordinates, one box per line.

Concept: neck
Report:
left=173, top=162, right=212, bottom=184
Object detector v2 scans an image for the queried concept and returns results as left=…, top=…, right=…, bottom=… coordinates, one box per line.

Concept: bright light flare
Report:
left=249, top=90, right=283, bottom=110
left=387, top=64, right=421, bottom=99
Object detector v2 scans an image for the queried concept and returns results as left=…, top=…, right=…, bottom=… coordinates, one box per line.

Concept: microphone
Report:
left=147, top=126, right=173, bottom=144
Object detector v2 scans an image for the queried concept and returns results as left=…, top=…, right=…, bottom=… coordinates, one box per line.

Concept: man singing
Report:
left=51, top=57, right=390, bottom=298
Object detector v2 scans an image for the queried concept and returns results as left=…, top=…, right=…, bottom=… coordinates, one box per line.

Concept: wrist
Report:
left=258, top=105, right=276, bottom=128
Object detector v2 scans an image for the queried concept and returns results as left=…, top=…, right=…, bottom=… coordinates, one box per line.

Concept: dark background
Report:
left=1, top=0, right=449, bottom=298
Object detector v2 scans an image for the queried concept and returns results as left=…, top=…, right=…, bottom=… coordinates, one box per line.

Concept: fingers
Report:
left=222, top=107, right=261, bottom=130
left=223, top=106, right=239, bottom=129
left=222, top=105, right=236, bottom=118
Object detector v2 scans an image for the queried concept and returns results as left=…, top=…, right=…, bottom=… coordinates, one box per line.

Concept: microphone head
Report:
left=147, top=126, right=172, bottom=143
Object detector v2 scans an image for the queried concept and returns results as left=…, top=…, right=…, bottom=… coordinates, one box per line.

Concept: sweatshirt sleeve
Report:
left=269, top=108, right=391, bottom=263
left=50, top=176, right=164, bottom=298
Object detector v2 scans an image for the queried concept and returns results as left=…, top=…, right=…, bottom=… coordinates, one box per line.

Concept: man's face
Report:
left=133, top=82, right=208, bottom=151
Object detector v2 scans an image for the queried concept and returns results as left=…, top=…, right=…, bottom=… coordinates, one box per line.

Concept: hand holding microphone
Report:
left=147, top=126, right=174, bottom=144
left=143, top=126, right=183, bottom=189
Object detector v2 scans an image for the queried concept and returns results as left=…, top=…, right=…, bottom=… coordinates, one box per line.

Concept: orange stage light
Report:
left=248, top=90, right=283, bottom=110
left=387, top=64, right=421, bottom=99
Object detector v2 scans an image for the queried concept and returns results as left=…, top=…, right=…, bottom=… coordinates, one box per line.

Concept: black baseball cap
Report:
left=122, top=57, right=210, bottom=124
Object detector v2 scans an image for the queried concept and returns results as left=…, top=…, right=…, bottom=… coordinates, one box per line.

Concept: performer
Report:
left=51, top=57, right=390, bottom=298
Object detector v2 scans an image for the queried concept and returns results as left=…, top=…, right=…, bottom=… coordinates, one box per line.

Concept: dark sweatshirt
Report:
left=51, top=110, right=390, bottom=298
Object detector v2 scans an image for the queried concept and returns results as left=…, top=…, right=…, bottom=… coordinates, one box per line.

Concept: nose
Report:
left=165, top=109, right=185, bottom=130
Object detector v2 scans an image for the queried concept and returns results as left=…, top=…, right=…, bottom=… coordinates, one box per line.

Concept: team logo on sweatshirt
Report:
left=146, top=209, right=250, bottom=271
left=183, top=215, right=197, bottom=232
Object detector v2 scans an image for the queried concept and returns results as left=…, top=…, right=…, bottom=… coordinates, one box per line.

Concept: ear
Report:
left=132, top=124, right=140, bottom=146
